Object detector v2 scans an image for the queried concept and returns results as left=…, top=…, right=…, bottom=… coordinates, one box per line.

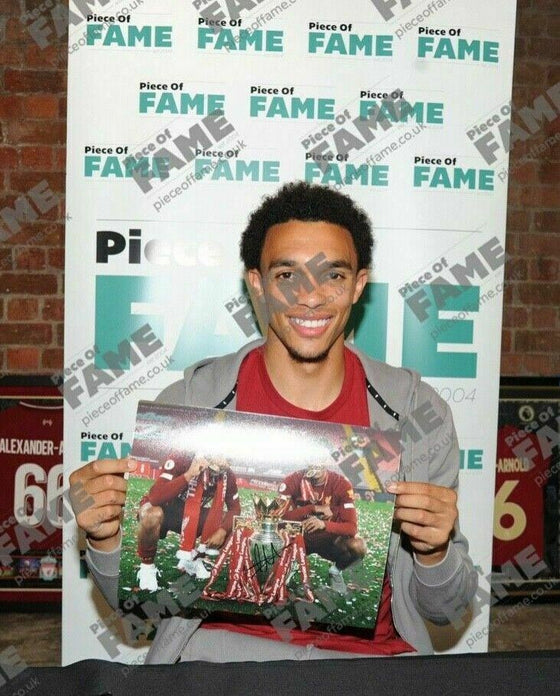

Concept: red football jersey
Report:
left=214, top=346, right=415, bottom=655
left=280, top=470, right=357, bottom=537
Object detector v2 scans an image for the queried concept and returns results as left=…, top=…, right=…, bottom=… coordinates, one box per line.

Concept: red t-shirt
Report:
left=203, top=346, right=414, bottom=656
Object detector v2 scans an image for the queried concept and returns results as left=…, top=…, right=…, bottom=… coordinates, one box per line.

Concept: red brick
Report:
left=523, top=233, right=560, bottom=256
left=56, top=322, right=63, bottom=346
left=500, top=354, right=524, bottom=375
left=0, top=249, right=13, bottom=271
left=8, top=120, right=66, bottom=145
left=516, top=17, right=546, bottom=37
left=42, top=298, right=63, bottom=321
left=15, top=247, right=46, bottom=270
left=0, top=147, right=19, bottom=168
left=523, top=354, right=560, bottom=376
left=518, top=186, right=540, bottom=206
left=510, top=161, right=538, bottom=185
left=505, top=258, right=528, bottom=282
left=528, top=38, right=560, bottom=60
left=0, top=323, right=52, bottom=345
left=516, top=330, right=560, bottom=353
left=20, top=146, right=54, bottom=170
left=502, top=306, right=529, bottom=328
left=532, top=307, right=558, bottom=328
left=530, top=258, right=559, bottom=280
left=4, top=17, right=29, bottom=43
left=23, top=94, right=59, bottom=119
left=47, top=247, right=64, bottom=269
left=7, top=222, right=64, bottom=247
left=506, top=209, right=531, bottom=232
left=10, top=171, right=64, bottom=194
left=537, top=160, right=560, bottom=184
left=518, top=283, right=560, bottom=306
left=0, top=45, right=23, bottom=66
left=58, top=96, right=67, bottom=119
left=505, top=231, right=518, bottom=255
left=7, top=298, right=39, bottom=320
left=0, top=273, right=57, bottom=294
left=505, top=186, right=520, bottom=206
left=53, top=148, right=66, bottom=170
left=515, top=61, right=547, bottom=83
left=501, top=328, right=512, bottom=352
left=6, top=348, right=40, bottom=371
left=533, top=210, right=560, bottom=231
left=543, top=117, right=560, bottom=137
left=5, top=69, right=66, bottom=93
left=537, top=187, right=560, bottom=207
left=0, top=0, right=17, bottom=17
left=42, top=348, right=63, bottom=370
left=24, top=44, right=67, bottom=70
left=514, top=37, right=527, bottom=59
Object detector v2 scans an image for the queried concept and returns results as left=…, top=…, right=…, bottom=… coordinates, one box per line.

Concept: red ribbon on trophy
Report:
left=201, top=527, right=314, bottom=605
left=261, top=531, right=313, bottom=604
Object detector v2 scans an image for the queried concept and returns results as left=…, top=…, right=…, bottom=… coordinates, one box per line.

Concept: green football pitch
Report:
left=119, top=476, right=394, bottom=631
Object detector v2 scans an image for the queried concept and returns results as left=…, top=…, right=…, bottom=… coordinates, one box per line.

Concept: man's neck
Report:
left=262, top=337, right=346, bottom=411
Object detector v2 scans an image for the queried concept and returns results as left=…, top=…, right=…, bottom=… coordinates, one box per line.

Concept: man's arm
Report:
left=69, top=458, right=134, bottom=609
left=392, top=384, right=478, bottom=625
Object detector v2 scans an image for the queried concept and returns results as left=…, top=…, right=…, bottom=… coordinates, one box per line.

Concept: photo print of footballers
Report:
left=119, top=401, right=401, bottom=636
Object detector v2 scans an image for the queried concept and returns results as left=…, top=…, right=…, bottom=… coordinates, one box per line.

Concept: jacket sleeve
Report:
left=405, top=381, right=478, bottom=626
left=86, top=538, right=121, bottom=610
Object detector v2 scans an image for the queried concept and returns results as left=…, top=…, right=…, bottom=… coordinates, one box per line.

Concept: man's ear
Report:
left=246, top=268, right=264, bottom=297
left=245, top=268, right=269, bottom=335
left=352, top=268, right=369, bottom=304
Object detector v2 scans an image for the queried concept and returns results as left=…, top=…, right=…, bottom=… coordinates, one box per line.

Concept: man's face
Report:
left=247, top=220, right=368, bottom=363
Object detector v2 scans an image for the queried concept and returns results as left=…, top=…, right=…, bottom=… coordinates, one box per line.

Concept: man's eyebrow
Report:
left=267, top=259, right=298, bottom=270
left=321, top=259, right=354, bottom=271
left=266, top=259, right=354, bottom=271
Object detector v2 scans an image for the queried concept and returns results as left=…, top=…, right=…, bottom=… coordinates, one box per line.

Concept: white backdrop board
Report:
left=63, top=0, right=517, bottom=664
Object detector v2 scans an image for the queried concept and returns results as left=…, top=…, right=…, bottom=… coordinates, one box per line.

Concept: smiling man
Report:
left=70, top=181, right=477, bottom=662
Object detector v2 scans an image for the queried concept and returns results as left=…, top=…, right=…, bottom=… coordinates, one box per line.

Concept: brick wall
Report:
left=0, top=0, right=66, bottom=373
left=0, top=0, right=558, bottom=376
left=501, top=0, right=560, bottom=375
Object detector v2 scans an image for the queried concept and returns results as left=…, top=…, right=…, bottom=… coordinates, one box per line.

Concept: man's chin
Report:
left=286, top=345, right=330, bottom=364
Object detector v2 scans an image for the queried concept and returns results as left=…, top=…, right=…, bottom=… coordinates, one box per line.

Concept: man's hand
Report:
left=302, top=516, right=326, bottom=533
left=185, top=456, right=210, bottom=481
left=69, top=458, right=136, bottom=552
left=314, top=504, right=333, bottom=520
left=387, top=481, right=457, bottom=565
left=206, top=528, right=227, bottom=548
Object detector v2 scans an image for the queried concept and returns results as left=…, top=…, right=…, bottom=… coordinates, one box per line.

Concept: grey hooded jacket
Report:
left=86, top=339, right=478, bottom=661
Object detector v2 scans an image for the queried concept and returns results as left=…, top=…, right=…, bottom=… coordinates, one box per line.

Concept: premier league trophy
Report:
left=249, top=494, right=285, bottom=586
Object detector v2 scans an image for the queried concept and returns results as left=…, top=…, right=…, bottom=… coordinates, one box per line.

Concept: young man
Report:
left=70, top=181, right=477, bottom=661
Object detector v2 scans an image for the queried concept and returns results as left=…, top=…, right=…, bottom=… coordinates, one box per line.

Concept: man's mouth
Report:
left=289, top=317, right=331, bottom=329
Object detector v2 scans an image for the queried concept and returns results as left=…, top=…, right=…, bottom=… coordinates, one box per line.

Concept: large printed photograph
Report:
left=118, top=401, right=401, bottom=633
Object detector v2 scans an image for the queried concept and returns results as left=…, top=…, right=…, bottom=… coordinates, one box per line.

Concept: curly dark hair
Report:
left=240, top=181, right=374, bottom=271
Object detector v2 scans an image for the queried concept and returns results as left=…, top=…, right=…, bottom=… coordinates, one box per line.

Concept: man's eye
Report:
left=326, top=271, right=345, bottom=281
left=276, top=271, right=295, bottom=281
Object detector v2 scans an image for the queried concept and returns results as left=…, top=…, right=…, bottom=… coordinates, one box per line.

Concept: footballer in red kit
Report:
left=136, top=454, right=241, bottom=590
left=279, top=465, right=366, bottom=594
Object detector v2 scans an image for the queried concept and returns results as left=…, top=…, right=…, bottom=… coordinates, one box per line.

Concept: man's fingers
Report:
left=388, top=481, right=457, bottom=504
left=70, top=458, right=136, bottom=485
left=394, top=493, right=443, bottom=513
left=86, top=474, right=129, bottom=497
